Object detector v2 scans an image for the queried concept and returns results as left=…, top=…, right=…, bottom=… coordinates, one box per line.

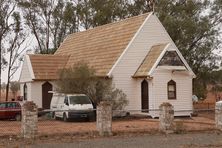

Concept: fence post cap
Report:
left=159, top=102, right=173, bottom=108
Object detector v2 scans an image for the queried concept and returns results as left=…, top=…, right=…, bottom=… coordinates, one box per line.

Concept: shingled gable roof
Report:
left=55, top=13, right=150, bottom=76
left=29, top=13, right=150, bottom=80
left=29, top=54, right=69, bottom=80
left=133, top=44, right=168, bottom=78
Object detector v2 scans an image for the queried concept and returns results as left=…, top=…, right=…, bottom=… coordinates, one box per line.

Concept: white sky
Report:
left=1, top=35, right=36, bottom=84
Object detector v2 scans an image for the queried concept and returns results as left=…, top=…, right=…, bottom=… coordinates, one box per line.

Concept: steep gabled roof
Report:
left=29, top=54, right=69, bottom=80
left=133, top=44, right=167, bottom=78
left=55, top=13, right=149, bottom=76
left=133, top=43, right=196, bottom=78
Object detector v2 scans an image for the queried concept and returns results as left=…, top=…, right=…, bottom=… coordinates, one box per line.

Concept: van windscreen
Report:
left=69, top=96, right=91, bottom=105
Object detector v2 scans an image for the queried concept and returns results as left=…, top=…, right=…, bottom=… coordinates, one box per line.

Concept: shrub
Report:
left=56, top=62, right=128, bottom=109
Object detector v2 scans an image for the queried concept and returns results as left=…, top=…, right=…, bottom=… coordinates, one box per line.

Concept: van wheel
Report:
left=89, top=113, right=96, bottom=122
left=52, top=112, right=56, bottom=120
left=15, top=114, right=21, bottom=121
left=63, top=113, right=68, bottom=122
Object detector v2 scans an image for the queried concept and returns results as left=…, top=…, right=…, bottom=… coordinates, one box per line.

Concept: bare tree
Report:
left=18, top=0, right=79, bottom=54
left=4, top=10, right=27, bottom=101
left=0, top=0, right=19, bottom=100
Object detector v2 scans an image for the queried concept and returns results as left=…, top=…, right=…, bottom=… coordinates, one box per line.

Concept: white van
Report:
left=50, top=93, right=95, bottom=121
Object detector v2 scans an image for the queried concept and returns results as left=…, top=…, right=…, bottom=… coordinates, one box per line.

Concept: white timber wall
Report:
left=20, top=82, right=32, bottom=101
left=19, top=56, right=33, bottom=83
left=150, top=69, right=193, bottom=117
left=20, top=81, right=56, bottom=108
left=31, top=82, right=43, bottom=108
left=111, top=14, right=176, bottom=110
left=31, top=81, right=56, bottom=108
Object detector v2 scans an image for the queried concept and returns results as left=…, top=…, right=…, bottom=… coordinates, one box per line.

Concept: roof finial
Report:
left=149, top=0, right=155, bottom=13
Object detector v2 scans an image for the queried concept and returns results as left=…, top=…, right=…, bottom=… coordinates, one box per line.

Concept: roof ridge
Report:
left=66, top=13, right=151, bottom=39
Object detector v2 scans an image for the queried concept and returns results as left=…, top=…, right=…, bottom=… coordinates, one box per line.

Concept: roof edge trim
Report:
left=107, top=12, right=153, bottom=77
left=26, top=55, right=35, bottom=79
left=174, top=48, right=196, bottom=78
left=148, top=43, right=171, bottom=76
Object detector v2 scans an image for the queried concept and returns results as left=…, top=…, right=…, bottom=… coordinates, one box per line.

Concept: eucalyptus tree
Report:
left=76, top=0, right=129, bottom=29
left=18, top=0, right=79, bottom=54
left=127, top=0, right=222, bottom=98
left=0, top=0, right=26, bottom=101
left=5, top=11, right=27, bottom=101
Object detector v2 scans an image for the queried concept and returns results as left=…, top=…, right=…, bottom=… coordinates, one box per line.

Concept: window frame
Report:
left=167, top=80, right=176, bottom=100
left=24, top=83, right=27, bottom=101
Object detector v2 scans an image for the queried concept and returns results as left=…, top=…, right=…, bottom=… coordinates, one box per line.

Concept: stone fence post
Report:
left=96, top=101, right=112, bottom=136
left=159, top=102, right=174, bottom=133
left=21, top=101, right=38, bottom=139
left=215, top=101, right=222, bottom=131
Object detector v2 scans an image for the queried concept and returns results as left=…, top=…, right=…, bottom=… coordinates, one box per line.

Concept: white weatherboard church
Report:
left=19, top=12, right=195, bottom=117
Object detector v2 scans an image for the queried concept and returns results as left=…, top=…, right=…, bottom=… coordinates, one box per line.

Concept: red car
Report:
left=0, top=101, right=22, bottom=121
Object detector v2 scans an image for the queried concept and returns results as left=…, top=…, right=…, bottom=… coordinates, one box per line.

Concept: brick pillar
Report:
left=159, top=102, right=174, bottom=133
left=96, top=101, right=112, bottom=136
left=215, top=101, right=222, bottom=131
left=21, top=101, right=38, bottom=139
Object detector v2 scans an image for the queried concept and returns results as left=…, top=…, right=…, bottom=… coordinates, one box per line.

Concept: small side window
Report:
left=24, top=83, right=27, bottom=101
left=168, top=80, right=176, bottom=100
left=7, top=103, right=14, bottom=108
left=0, top=103, right=6, bottom=109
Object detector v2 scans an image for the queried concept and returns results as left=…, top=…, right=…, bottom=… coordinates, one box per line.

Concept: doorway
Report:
left=141, top=80, right=149, bottom=112
left=42, top=82, right=53, bottom=109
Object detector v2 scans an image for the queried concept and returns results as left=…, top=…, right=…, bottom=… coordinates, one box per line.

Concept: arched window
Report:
left=23, top=83, right=27, bottom=101
left=168, top=80, right=176, bottom=100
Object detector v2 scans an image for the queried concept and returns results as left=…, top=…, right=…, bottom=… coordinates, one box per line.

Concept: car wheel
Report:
left=15, top=114, right=21, bottom=121
left=63, top=113, right=68, bottom=122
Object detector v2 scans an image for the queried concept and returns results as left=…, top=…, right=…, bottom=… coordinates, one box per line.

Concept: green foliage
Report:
left=18, top=0, right=79, bottom=54
left=208, top=70, right=222, bottom=97
left=76, top=0, right=129, bottom=28
left=121, top=0, right=222, bottom=98
left=111, top=89, right=128, bottom=110
left=56, top=63, right=128, bottom=109
left=155, top=0, right=221, bottom=98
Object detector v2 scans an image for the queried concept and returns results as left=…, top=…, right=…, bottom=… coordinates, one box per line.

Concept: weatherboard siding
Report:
left=30, top=81, right=56, bottom=108
left=31, top=82, right=43, bottom=108
left=20, top=82, right=32, bottom=101
left=112, top=14, right=175, bottom=111
left=19, top=56, right=33, bottom=83
left=20, top=81, right=56, bottom=108
left=150, top=69, right=193, bottom=117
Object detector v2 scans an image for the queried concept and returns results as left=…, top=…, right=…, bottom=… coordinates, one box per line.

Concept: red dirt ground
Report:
left=0, top=114, right=216, bottom=137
